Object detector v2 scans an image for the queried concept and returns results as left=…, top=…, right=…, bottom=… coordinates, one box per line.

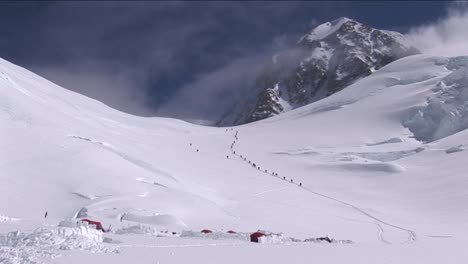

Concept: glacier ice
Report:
left=403, top=56, right=468, bottom=142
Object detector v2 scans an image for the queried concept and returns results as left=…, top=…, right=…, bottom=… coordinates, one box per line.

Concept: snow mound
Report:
left=113, top=224, right=159, bottom=236
left=0, top=226, right=117, bottom=264
left=70, top=192, right=99, bottom=200
left=343, top=148, right=424, bottom=162
left=74, top=207, right=89, bottom=219
left=273, top=148, right=321, bottom=156
left=366, top=137, right=403, bottom=146
left=445, top=145, right=465, bottom=154
left=331, top=162, right=405, bottom=174
left=257, top=233, right=285, bottom=244
left=303, top=237, right=353, bottom=244
left=403, top=56, right=468, bottom=142
left=0, top=215, right=18, bottom=222
left=121, top=213, right=186, bottom=229
left=180, top=230, right=249, bottom=241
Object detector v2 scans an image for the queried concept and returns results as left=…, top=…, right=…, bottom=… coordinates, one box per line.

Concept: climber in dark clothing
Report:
left=283, top=176, right=286, bottom=180
left=44, top=211, right=48, bottom=218
left=290, top=179, right=293, bottom=183
left=196, top=149, right=199, bottom=152
left=299, top=182, right=302, bottom=187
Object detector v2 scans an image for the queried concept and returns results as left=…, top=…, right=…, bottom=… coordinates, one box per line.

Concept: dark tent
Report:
left=250, top=231, right=266, bottom=243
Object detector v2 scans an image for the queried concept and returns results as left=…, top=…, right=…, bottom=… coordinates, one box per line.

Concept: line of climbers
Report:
left=226, top=129, right=302, bottom=188
left=188, top=142, right=199, bottom=152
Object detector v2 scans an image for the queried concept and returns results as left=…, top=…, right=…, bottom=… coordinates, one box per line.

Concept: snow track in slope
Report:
left=376, top=222, right=391, bottom=245
left=301, top=185, right=417, bottom=244
left=228, top=130, right=417, bottom=244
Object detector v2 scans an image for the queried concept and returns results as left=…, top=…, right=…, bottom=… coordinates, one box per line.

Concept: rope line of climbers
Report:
left=225, top=128, right=302, bottom=187
left=224, top=128, right=416, bottom=244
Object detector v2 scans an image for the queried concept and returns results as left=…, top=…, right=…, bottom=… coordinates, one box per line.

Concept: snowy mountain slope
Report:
left=0, top=56, right=378, bottom=238
left=239, top=55, right=468, bottom=224
left=1, top=54, right=468, bottom=263
left=219, top=17, right=419, bottom=126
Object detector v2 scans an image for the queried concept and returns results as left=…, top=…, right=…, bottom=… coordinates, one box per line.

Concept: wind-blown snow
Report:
left=1, top=53, right=468, bottom=263
left=299, top=17, right=352, bottom=42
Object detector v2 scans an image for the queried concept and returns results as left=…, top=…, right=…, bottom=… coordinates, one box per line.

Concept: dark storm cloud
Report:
left=2, top=1, right=309, bottom=116
left=0, top=1, right=451, bottom=122
left=156, top=52, right=271, bottom=123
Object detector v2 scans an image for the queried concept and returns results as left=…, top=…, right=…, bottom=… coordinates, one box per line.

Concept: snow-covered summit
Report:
left=298, top=17, right=353, bottom=42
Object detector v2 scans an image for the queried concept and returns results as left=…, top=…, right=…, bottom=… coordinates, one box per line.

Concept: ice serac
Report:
left=403, top=56, right=468, bottom=142
left=219, top=17, right=419, bottom=125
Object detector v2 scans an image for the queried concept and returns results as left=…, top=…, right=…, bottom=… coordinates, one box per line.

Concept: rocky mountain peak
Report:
left=218, top=18, right=420, bottom=126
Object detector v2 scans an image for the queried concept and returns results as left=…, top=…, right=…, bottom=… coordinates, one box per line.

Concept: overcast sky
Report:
left=0, top=1, right=458, bottom=123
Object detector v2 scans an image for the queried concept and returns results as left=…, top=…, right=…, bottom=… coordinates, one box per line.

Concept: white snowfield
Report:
left=1, top=54, right=468, bottom=263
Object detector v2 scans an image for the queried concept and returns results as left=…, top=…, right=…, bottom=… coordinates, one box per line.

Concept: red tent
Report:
left=226, top=230, right=237, bottom=234
left=250, top=232, right=266, bottom=243
left=201, top=229, right=213, bottom=234
left=80, top=219, right=106, bottom=232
